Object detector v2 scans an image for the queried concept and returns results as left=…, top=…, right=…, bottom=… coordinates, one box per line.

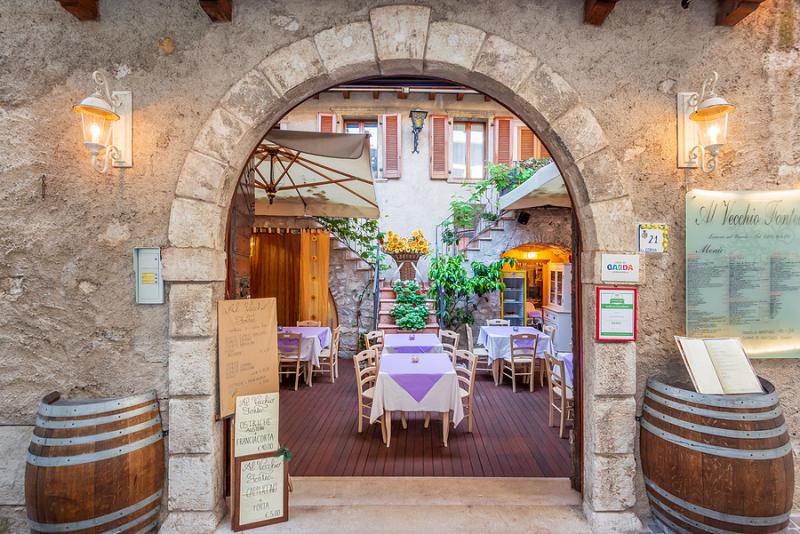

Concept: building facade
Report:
left=1, top=1, right=799, bottom=532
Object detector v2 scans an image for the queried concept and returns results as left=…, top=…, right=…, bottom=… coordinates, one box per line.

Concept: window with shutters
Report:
left=345, top=119, right=379, bottom=178
left=494, top=117, right=513, bottom=168
left=429, top=115, right=449, bottom=180
left=381, top=113, right=401, bottom=179
left=518, top=126, right=550, bottom=160
left=452, top=121, right=486, bottom=181
left=317, top=112, right=337, bottom=133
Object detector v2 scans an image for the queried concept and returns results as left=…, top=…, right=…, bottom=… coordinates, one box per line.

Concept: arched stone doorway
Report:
left=161, top=6, right=639, bottom=532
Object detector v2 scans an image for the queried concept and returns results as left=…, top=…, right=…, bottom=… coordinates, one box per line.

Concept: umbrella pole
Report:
left=373, top=242, right=381, bottom=332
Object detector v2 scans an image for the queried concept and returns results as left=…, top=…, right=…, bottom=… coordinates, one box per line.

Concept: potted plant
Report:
left=384, top=229, right=430, bottom=281
left=390, top=280, right=430, bottom=332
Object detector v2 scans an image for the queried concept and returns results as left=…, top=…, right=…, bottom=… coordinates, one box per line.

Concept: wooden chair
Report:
left=441, top=343, right=457, bottom=364
left=316, top=326, right=340, bottom=383
left=454, top=350, right=478, bottom=433
left=277, top=333, right=304, bottom=391
left=353, top=349, right=385, bottom=441
left=465, top=326, right=491, bottom=374
left=297, top=320, right=321, bottom=327
left=541, top=324, right=557, bottom=387
left=486, top=318, right=510, bottom=326
left=501, top=333, right=539, bottom=393
left=439, top=329, right=460, bottom=350
left=364, top=330, right=384, bottom=353
left=545, top=352, right=574, bottom=439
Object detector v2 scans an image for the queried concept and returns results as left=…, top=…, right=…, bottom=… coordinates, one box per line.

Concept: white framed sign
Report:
left=596, top=287, right=637, bottom=342
left=638, top=224, right=668, bottom=253
left=601, top=253, right=640, bottom=282
left=233, top=451, right=288, bottom=531
left=234, top=393, right=279, bottom=457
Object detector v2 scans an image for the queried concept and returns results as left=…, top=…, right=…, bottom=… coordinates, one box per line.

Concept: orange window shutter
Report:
left=317, top=112, right=336, bottom=132
left=382, top=113, right=401, bottom=179
left=494, top=117, right=512, bottom=167
left=429, top=115, right=448, bottom=180
left=519, top=127, right=536, bottom=160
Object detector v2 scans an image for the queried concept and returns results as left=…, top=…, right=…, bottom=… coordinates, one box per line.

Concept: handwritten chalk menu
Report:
left=233, top=452, right=288, bottom=530
left=686, top=190, right=800, bottom=358
left=218, top=298, right=279, bottom=418
left=235, top=393, right=279, bottom=457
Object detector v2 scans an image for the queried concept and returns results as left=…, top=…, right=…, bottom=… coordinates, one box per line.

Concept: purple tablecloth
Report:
left=378, top=352, right=453, bottom=401
left=280, top=326, right=330, bottom=348
left=383, top=333, right=443, bottom=354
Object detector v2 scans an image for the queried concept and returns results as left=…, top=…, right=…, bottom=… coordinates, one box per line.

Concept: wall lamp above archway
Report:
left=677, top=71, right=735, bottom=173
left=72, top=71, right=133, bottom=174
left=409, top=108, right=428, bottom=154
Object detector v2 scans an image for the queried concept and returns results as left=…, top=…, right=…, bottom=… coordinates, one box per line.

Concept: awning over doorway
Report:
left=253, top=130, right=379, bottom=219
left=497, top=162, right=571, bottom=210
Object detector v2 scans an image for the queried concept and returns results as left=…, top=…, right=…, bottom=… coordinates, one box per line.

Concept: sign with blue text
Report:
left=601, top=253, right=640, bottom=282
left=686, top=190, right=800, bottom=358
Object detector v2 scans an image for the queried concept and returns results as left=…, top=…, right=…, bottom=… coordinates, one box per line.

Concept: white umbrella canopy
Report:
left=253, top=130, right=380, bottom=218
left=497, top=162, right=571, bottom=210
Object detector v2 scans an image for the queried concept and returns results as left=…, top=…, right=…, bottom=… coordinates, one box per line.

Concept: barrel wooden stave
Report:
left=640, top=379, right=794, bottom=534
left=25, top=392, right=164, bottom=534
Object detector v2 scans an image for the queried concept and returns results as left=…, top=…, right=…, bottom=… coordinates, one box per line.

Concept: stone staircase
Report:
left=457, top=209, right=517, bottom=258
left=377, top=281, right=439, bottom=335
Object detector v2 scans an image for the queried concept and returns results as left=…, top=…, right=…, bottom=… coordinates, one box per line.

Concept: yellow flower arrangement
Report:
left=385, top=229, right=430, bottom=255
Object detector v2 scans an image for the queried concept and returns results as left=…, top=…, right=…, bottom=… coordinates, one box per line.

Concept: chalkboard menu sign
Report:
left=218, top=298, right=279, bottom=418
left=686, top=190, right=800, bottom=358
left=233, top=451, right=288, bottom=530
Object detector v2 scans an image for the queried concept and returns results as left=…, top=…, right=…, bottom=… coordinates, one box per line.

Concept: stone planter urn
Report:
left=390, top=252, right=422, bottom=281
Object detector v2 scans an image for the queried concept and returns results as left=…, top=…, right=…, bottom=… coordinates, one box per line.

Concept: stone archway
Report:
left=161, top=6, right=639, bottom=532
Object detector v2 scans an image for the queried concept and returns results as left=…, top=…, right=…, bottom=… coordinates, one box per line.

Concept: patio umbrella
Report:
left=252, top=129, right=379, bottom=219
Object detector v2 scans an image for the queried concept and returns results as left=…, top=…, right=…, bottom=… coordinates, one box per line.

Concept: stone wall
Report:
left=1, top=0, right=799, bottom=531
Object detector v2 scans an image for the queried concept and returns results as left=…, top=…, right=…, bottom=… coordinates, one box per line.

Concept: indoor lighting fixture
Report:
left=409, top=108, right=428, bottom=154
left=526, top=251, right=538, bottom=260
left=73, top=71, right=132, bottom=173
left=677, top=71, right=735, bottom=173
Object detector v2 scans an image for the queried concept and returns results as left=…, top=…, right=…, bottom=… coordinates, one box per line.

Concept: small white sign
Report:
left=601, top=254, right=640, bottom=282
left=638, top=224, right=668, bottom=253
left=234, top=393, right=279, bottom=457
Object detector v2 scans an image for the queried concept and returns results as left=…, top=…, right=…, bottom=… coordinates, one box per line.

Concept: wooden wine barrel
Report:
left=640, top=378, right=794, bottom=534
left=25, top=391, right=164, bottom=534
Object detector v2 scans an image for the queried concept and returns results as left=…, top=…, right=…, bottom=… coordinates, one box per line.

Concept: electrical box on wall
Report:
left=133, top=247, right=164, bottom=304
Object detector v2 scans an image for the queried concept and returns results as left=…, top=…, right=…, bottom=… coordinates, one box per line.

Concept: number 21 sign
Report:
left=638, top=224, right=668, bottom=254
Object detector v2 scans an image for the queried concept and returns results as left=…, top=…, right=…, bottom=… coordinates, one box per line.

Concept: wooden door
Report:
left=226, top=160, right=255, bottom=299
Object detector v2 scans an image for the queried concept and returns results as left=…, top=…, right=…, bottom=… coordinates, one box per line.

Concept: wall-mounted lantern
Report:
left=677, top=71, right=735, bottom=173
left=409, top=108, right=428, bottom=154
left=73, top=71, right=133, bottom=173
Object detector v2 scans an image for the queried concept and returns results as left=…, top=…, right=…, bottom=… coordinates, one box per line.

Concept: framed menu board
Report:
left=218, top=298, right=279, bottom=418
left=232, top=451, right=289, bottom=530
left=686, top=190, right=800, bottom=358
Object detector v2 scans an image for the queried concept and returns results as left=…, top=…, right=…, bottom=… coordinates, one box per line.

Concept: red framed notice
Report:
left=595, top=286, right=637, bottom=342
left=232, top=450, right=289, bottom=531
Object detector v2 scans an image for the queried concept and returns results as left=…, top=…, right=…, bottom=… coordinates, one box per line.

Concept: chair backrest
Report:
left=364, top=330, right=384, bottom=350
left=277, top=333, right=302, bottom=359
left=465, top=326, right=475, bottom=352
left=297, top=320, right=321, bottom=327
left=439, top=329, right=460, bottom=349
left=330, top=327, right=341, bottom=358
left=544, top=351, right=569, bottom=395
left=509, top=333, right=538, bottom=362
left=486, top=318, right=510, bottom=326
left=440, top=343, right=456, bottom=359
left=543, top=324, right=556, bottom=340
left=353, top=349, right=378, bottom=396
left=453, top=350, right=478, bottom=395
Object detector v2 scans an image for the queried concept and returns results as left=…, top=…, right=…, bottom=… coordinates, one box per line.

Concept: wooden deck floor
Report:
left=279, top=359, right=572, bottom=478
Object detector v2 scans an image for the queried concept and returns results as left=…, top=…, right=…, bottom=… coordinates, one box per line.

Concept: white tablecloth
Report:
left=369, top=353, right=464, bottom=426
left=279, top=327, right=331, bottom=366
left=552, top=352, right=574, bottom=388
left=476, top=326, right=554, bottom=363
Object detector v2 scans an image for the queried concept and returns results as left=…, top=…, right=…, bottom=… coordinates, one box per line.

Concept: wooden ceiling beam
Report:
left=372, top=91, right=380, bottom=100
left=55, top=0, right=98, bottom=21
left=428, top=92, right=436, bottom=101
left=716, top=0, right=767, bottom=26
left=455, top=93, right=464, bottom=101
left=199, top=0, right=232, bottom=22
left=584, top=0, right=618, bottom=26
left=342, top=91, right=350, bottom=100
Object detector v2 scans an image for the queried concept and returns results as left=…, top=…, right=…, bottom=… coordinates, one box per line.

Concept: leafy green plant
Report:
left=316, top=216, right=387, bottom=268
left=392, top=280, right=427, bottom=306
left=390, top=280, right=429, bottom=331
left=428, top=254, right=516, bottom=330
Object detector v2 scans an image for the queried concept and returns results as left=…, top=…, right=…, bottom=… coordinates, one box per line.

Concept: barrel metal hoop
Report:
left=35, top=403, right=158, bottom=429
left=31, top=417, right=161, bottom=447
left=644, top=478, right=791, bottom=527
left=38, top=391, right=157, bottom=417
left=27, top=490, right=162, bottom=532
left=641, top=419, right=792, bottom=460
left=131, top=519, right=160, bottom=534
left=101, top=505, right=160, bottom=534
left=647, top=379, right=778, bottom=408
left=642, top=404, right=787, bottom=439
left=650, top=496, right=742, bottom=534
left=645, top=391, right=783, bottom=421
left=650, top=506, right=704, bottom=534
left=27, top=431, right=162, bottom=467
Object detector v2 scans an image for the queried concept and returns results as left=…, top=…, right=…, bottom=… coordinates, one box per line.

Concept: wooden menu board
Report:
left=232, top=451, right=289, bottom=530
left=218, top=298, right=278, bottom=418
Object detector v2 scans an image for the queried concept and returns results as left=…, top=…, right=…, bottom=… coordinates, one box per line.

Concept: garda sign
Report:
left=601, top=253, right=640, bottom=282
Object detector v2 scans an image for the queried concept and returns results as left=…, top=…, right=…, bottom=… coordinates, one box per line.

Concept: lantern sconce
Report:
left=409, top=108, right=428, bottom=154
left=73, top=71, right=133, bottom=173
left=677, top=71, right=735, bottom=173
